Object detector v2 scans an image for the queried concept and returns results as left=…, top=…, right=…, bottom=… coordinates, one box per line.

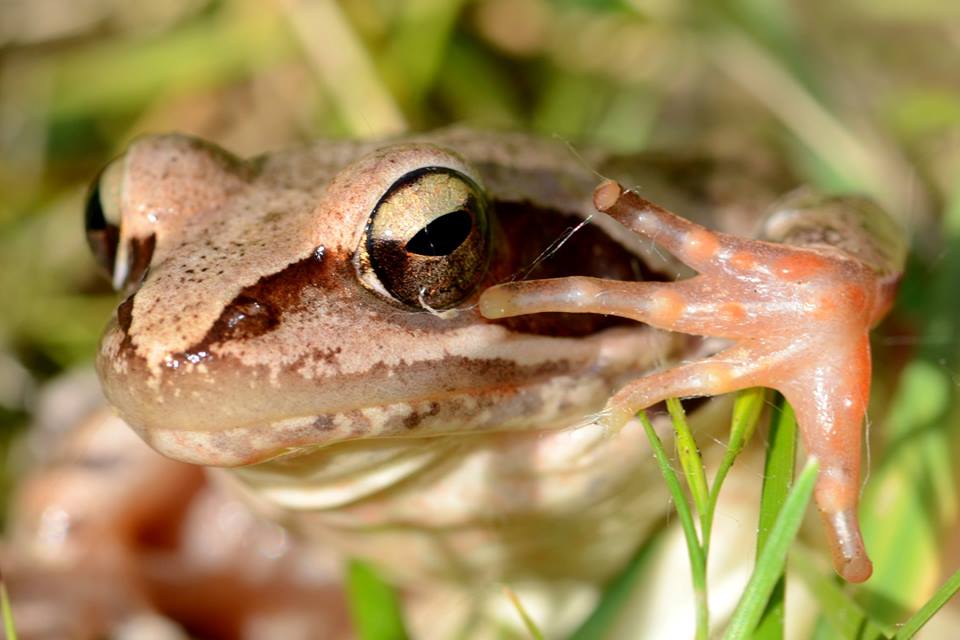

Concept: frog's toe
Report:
left=480, top=277, right=694, bottom=328
left=823, top=509, right=873, bottom=583
left=782, top=355, right=874, bottom=582
left=599, top=345, right=764, bottom=431
left=478, top=276, right=613, bottom=319
left=593, top=180, right=729, bottom=272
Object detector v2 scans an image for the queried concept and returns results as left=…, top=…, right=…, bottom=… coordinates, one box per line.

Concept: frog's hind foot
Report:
left=480, top=179, right=902, bottom=583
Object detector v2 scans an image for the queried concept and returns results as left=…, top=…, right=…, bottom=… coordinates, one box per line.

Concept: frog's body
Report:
left=8, top=129, right=904, bottom=639
left=96, top=129, right=789, bottom=597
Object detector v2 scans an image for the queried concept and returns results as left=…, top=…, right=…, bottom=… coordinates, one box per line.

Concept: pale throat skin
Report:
left=88, top=127, right=904, bottom=611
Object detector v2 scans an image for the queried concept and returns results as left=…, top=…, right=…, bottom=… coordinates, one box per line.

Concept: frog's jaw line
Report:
left=100, top=313, right=680, bottom=467
left=132, top=374, right=612, bottom=467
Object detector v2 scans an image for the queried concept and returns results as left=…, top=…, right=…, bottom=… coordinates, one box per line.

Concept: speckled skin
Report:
left=11, top=129, right=904, bottom=638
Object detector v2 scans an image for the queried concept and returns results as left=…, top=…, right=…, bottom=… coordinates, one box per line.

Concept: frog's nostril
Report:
left=117, top=295, right=135, bottom=333
left=121, top=234, right=156, bottom=291
left=209, top=296, right=278, bottom=342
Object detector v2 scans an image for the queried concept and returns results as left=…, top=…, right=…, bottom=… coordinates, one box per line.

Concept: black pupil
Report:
left=405, top=209, right=472, bottom=256
left=84, top=180, right=120, bottom=276
left=85, top=182, right=107, bottom=232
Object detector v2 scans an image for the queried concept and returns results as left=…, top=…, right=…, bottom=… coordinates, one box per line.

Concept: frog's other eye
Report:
left=84, top=157, right=154, bottom=291
left=357, top=167, right=491, bottom=310
left=85, top=159, right=123, bottom=279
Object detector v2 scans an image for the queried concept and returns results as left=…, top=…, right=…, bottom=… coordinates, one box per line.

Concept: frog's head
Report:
left=87, top=133, right=668, bottom=466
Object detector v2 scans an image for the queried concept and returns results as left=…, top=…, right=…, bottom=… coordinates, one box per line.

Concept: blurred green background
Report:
left=0, top=0, right=958, bottom=636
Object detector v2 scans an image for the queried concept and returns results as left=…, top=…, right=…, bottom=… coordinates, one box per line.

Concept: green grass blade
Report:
left=856, top=165, right=960, bottom=628
left=346, top=559, right=408, bottom=640
left=380, top=0, right=468, bottom=107
left=282, top=0, right=406, bottom=136
left=502, top=585, right=545, bottom=640
left=666, top=398, right=710, bottom=524
left=569, top=533, right=662, bottom=640
left=48, top=7, right=292, bottom=119
left=704, top=387, right=768, bottom=550
left=756, top=399, right=797, bottom=552
left=752, top=397, right=798, bottom=639
left=791, top=545, right=890, bottom=640
left=1, top=571, right=16, bottom=640
left=639, top=411, right=709, bottom=640
left=893, top=567, right=960, bottom=639
left=858, top=359, right=954, bottom=624
left=722, top=458, right=818, bottom=640
left=434, top=40, right=522, bottom=127
left=726, top=388, right=768, bottom=460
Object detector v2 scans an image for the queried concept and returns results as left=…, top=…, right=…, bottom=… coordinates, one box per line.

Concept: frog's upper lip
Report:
left=98, top=324, right=679, bottom=467
left=126, top=379, right=610, bottom=467
left=105, top=357, right=629, bottom=467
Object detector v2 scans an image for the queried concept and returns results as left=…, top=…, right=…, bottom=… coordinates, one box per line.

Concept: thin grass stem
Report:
left=503, top=585, right=545, bottom=640
left=1, top=571, right=16, bottom=640
left=666, top=398, right=710, bottom=529
left=894, top=567, right=960, bottom=639
left=703, top=387, right=767, bottom=552
left=638, top=411, right=709, bottom=640
left=751, top=397, right=798, bottom=639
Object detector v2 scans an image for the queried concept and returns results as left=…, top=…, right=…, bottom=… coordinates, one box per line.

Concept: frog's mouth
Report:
left=99, top=318, right=683, bottom=467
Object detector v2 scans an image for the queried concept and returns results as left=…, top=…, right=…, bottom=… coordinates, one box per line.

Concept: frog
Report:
left=7, top=128, right=905, bottom=639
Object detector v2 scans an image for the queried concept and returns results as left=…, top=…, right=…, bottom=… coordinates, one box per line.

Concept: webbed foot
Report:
left=481, top=179, right=904, bottom=582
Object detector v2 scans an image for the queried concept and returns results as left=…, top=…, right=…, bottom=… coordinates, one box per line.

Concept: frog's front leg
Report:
left=480, top=180, right=906, bottom=583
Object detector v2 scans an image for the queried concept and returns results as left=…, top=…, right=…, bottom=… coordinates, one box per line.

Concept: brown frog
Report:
left=8, top=128, right=904, bottom=638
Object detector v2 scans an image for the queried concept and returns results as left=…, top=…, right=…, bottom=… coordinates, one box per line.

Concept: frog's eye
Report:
left=357, top=167, right=491, bottom=310
left=84, top=157, right=154, bottom=291
left=84, top=159, right=123, bottom=279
